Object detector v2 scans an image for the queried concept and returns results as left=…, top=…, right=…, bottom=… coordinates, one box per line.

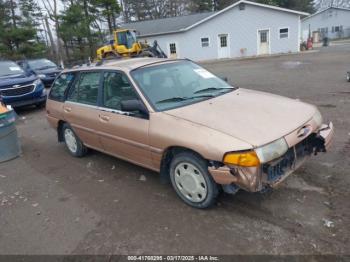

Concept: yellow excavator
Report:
left=96, top=29, right=167, bottom=60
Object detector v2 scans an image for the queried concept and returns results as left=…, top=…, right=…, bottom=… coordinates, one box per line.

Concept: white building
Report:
left=301, top=7, right=350, bottom=41
left=122, top=0, right=308, bottom=61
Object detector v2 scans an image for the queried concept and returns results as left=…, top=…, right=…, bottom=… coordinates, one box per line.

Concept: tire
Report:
left=169, top=151, right=219, bottom=209
left=104, top=52, right=120, bottom=59
left=347, top=72, right=350, bottom=82
left=62, top=123, right=87, bottom=157
left=139, top=51, right=155, bottom=57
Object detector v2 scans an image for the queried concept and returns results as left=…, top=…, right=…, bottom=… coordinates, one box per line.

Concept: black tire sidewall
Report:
left=62, top=124, right=86, bottom=157
left=169, top=152, right=218, bottom=209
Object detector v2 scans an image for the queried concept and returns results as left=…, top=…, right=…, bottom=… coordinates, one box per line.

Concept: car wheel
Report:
left=169, top=152, right=219, bottom=209
left=62, top=124, right=87, bottom=157
left=347, top=72, right=350, bottom=82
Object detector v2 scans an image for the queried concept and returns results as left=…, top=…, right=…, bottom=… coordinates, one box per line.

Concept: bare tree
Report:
left=42, top=0, right=63, bottom=63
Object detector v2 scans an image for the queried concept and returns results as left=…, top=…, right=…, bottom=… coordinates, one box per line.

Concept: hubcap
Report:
left=64, top=129, right=77, bottom=153
left=174, top=162, right=208, bottom=203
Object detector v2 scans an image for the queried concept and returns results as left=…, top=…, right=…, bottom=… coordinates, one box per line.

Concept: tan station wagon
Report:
left=46, top=58, right=334, bottom=208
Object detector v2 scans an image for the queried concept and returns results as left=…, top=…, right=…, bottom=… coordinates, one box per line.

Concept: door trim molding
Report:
left=217, top=33, right=230, bottom=59
left=257, top=28, right=271, bottom=55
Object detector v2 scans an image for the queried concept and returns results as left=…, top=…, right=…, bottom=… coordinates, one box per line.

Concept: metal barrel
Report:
left=0, top=110, right=21, bottom=163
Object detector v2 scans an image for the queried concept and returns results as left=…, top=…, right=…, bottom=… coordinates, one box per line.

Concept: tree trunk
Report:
left=105, top=4, right=112, bottom=34
left=83, top=0, right=94, bottom=59
left=9, top=0, right=18, bottom=49
left=45, top=16, right=57, bottom=61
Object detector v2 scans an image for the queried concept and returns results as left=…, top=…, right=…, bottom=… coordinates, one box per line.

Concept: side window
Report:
left=49, top=73, right=76, bottom=101
left=201, top=37, right=209, bottom=47
left=67, top=72, right=100, bottom=105
left=279, top=28, right=289, bottom=39
left=102, top=71, right=138, bottom=111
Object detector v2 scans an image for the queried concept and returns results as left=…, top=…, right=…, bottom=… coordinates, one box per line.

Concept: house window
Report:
left=201, top=37, right=209, bottom=47
left=220, top=35, right=227, bottom=47
left=279, top=28, right=289, bottom=39
left=260, top=31, right=267, bottom=43
left=334, top=26, right=340, bottom=32
left=169, top=43, right=177, bottom=54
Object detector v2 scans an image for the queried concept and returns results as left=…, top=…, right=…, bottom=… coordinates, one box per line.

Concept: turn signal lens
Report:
left=223, top=151, right=260, bottom=167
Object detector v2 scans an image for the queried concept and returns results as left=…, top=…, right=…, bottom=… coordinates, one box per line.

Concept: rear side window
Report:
left=49, top=73, right=76, bottom=101
left=67, top=72, right=101, bottom=105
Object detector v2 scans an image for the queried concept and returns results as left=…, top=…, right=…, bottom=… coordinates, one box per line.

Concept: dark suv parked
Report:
left=0, top=60, right=46, bottom=108
left=17, top=59, right=61, bottom=87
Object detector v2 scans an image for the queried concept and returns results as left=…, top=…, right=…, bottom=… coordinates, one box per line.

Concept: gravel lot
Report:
left=1, top=43, right=349, bottom=256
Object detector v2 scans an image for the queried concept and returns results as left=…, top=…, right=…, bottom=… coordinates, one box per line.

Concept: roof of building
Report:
left=302, top=6, right=350, bottom=21
left=121, top=12, right=214, bottom=38
left=121, top=0, right=309, bottom=37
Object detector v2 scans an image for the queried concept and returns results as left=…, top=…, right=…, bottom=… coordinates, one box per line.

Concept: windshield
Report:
left=117, top=30, right=137, bottom=49
left=0, top=61, right=25, bottom=77
left=131, top=61, right=235, bottom=111
left=28, top=59, right=57, bottom=70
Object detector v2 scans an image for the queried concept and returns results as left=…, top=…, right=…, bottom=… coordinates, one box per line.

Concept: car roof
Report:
left=63, top=58, right=181, bottom=73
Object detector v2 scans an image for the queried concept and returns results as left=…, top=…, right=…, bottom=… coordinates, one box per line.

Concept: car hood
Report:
left=164, top=88, right=317, bottom=147
left=34, top=68, right=61, bottom=75
left=0, top=74, right=37, bottom=88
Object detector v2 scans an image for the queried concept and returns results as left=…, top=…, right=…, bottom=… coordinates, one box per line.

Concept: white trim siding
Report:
left=136, top=1, right=303, bottom=61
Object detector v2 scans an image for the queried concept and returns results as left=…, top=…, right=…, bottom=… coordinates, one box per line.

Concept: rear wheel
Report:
left=62, top=124, right=87, bottom=157
left=347, top=72, right=350, bottom=82
left=139, top=50, right=155, bottom=57
left=169, top=152, right=218, bottom=209
left=103, top=52, right=120, bottom=59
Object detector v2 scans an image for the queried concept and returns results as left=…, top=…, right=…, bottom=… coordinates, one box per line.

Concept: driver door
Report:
left=97, top=71, right=152, bottom=169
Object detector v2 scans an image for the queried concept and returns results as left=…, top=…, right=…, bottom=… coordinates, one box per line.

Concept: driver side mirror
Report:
left=121, top=99, right=149, bottom=118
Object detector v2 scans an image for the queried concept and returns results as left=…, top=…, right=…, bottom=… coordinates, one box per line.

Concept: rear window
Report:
left=49, top=73, right=76, bottom=101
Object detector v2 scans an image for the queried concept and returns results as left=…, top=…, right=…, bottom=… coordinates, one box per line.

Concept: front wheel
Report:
left=169, top=152, right=219, bottom=209
left=62, top=124, right=87, bottom=157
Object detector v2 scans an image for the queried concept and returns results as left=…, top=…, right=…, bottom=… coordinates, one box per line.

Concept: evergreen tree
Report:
left=0, top=0, right=46, bottom=59
left=188, top=0, right=214, bottom=12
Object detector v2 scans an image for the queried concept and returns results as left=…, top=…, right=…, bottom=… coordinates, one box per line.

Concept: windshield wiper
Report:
left=37, top=65, right=55, bottom=70
left=194, top=87, right=233, bottom=94
left=156, top=97, right=188, bottom=104
left=0, top=73, right=21, bottom=78
left=156, top=95, right=214, bottom=104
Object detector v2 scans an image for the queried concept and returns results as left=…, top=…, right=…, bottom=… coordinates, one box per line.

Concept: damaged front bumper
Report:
left=208, top=122, right=334, bottom=193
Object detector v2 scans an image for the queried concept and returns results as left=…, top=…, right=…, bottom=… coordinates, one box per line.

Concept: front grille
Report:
left=263, top=136, right=314, bottom=183
left=0, top=84, right=35, bottom=97
left=0, top=80, right=34, bottom=90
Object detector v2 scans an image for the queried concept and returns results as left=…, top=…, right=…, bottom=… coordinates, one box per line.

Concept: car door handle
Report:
left=99, top=114, right=110, bottom=122
left=64, top=107, right=72, bottom=113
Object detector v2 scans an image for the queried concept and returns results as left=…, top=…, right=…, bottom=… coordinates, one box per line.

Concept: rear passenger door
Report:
left=63, top=71, right=103, bottom=150
left=97, top=71, right=152, bottom=168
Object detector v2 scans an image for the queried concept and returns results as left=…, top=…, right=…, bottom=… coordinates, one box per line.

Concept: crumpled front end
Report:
left=208, top=122, right=334, bottom=193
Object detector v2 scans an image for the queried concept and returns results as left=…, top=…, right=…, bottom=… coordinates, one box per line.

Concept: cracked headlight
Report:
left=313, top=108, right=323, bottom=128
left=255, top=138, right=288, bottom=163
